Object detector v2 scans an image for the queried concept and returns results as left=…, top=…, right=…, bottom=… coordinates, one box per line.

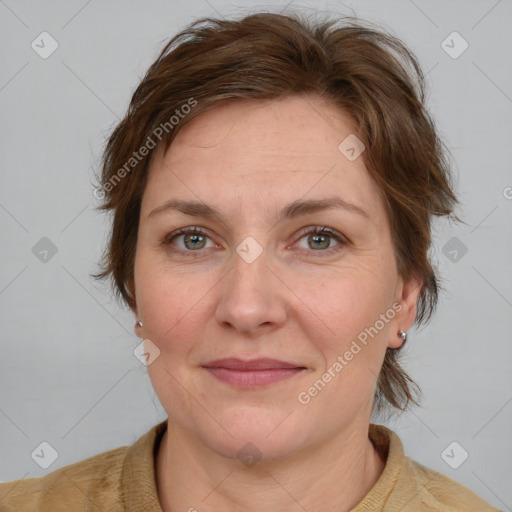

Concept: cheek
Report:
left=136, top=268, right=210, bottom=346
left=135, top=259, right=215, bottom=420
left=297, top=276, right=392, bottom=410
left=303, top=264, right=395, bottom=346
left=135, top=249, right=395, bottom=350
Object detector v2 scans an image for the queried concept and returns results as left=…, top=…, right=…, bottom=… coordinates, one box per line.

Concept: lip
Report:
left=202, top=358, right=307, bottom=387
left=203, top=358, right=304, bottom=370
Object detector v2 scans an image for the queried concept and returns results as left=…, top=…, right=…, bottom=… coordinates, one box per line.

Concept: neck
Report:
left=155, top=419, right=386, bottom=512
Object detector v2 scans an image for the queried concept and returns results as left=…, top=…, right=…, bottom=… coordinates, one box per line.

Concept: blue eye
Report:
left=162, top=226, right=346, bottom=257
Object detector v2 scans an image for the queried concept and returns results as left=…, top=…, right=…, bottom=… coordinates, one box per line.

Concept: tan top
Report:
left=0, top=420, right=499, bottom=511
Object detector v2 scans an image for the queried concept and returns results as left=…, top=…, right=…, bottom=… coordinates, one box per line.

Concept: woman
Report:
left=0, top=11, right=500, bottom=512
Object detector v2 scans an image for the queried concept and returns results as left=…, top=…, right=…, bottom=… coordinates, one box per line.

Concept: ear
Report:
left=388, top=272, right=423, bottom=349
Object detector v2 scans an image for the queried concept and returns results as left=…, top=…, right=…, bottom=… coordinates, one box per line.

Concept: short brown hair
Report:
left=92, top=12, right=459, bottom=415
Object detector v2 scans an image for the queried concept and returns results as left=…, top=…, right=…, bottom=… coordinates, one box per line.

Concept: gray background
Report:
left=0, top=0, right=511, bottom=509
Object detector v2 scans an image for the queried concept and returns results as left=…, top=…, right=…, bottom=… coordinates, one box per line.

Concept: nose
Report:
left=214, top=246, right=288, bottom=337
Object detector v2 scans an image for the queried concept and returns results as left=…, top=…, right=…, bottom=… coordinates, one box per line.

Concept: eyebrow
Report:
left=148, top=196, right=369, bottom=223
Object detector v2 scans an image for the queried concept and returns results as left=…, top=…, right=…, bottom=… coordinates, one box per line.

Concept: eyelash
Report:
left=162, top=226, right=347, bottom=258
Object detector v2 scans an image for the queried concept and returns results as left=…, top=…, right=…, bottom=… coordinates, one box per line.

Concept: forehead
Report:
left=142, top=95, right=385, bottom=221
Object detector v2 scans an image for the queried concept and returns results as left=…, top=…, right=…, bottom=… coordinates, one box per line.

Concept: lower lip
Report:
left=204, top=367, right=305, bottom=387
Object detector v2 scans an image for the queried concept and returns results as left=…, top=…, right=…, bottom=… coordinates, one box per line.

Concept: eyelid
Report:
left=293, top=225, right=347, bottom=243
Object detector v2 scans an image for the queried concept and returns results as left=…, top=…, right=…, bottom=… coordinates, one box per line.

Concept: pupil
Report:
left=187, top=234, right=203, bottom=249
left=311, top=234, right=328, bottom=249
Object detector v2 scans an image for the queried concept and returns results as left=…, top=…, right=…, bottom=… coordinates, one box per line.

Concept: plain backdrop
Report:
left=0, top=0, right=511, bottom=509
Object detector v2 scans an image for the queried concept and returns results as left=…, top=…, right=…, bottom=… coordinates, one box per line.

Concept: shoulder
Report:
left=366, top=424, right=500, bottom=512
left=402, top=456, right=500, bottom=511
left=0, top=445, right=128, bottom=511
left=0, top=420, right=167, bottom=512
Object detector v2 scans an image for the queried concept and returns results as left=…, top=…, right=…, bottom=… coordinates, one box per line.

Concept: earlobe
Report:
left=389, top=327, right=409, bottom=349
left=134, top=319, right=144, bottom=337
left=389, top=273, right=423, bottom=349
left=397, top=328, right=408, bottom=344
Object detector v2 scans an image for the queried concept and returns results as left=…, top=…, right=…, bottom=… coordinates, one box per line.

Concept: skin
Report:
left=132, top=94, right=422, bottom=512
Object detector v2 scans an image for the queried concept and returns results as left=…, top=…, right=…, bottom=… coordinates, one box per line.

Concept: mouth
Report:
left=201, top=358, right=308, bottom=388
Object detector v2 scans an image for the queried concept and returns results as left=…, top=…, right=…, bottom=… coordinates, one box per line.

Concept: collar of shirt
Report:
left=120, top=420, right=403, bottom=511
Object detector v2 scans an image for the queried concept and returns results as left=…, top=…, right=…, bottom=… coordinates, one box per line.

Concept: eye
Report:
left=162, top=225, right=347, bottom=257
left=163, top=227, right=217, bottom=255
left=294, top=226, right=346, bottom=256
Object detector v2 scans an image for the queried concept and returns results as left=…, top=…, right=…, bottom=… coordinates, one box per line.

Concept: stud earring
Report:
left=397, top=329, right=407, bottom=343
left=135, top=321, right=143, bottom=328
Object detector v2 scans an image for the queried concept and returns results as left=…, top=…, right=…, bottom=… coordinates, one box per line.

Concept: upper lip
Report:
left=202, top=358, right=305, bottom=370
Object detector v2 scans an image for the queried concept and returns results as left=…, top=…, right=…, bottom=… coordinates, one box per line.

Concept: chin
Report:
left=194, top=406, right=311, bottom=464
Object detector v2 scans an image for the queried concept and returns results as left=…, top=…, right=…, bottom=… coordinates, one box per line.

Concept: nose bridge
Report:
left=232, top=238, right=269, bottom=289
left=229, top=239, right=274, bottom=306
left=214, top=238, right=286, bottom=334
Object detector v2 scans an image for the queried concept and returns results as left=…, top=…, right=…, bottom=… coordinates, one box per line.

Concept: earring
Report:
left=136, top=321, right=143, bottom=328
left=398, top=329, right=407, bottom=343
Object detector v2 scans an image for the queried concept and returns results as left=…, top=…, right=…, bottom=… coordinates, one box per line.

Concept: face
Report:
left=133, top=94, right=420, bottom=461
